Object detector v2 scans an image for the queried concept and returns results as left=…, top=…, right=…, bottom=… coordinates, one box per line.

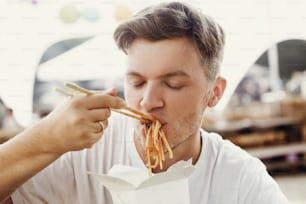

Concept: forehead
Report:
left=126, top=38, right=203, bottom=74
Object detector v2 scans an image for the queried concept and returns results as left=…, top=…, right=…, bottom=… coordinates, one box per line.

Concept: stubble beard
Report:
left=167, top=112, right=203, bottom=152
left=167, top=91, right=209, bottom=152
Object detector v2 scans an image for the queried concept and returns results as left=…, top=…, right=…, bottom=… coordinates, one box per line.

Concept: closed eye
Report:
left=126, top=77, right=146, bottom=88
left=132, top=81, right=146, bottom=88
left=165, top=82, right=185, bottom=90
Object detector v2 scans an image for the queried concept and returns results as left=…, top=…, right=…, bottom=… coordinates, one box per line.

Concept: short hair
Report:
left=114, top=1, right=225, bottom=80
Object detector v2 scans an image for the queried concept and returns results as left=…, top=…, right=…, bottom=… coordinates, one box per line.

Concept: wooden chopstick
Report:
left=124, top=106, right=154, bottom=121
left=110, top=109, right=144, bottom=121
left=65, top=82, right=93, bottom=95
left=55, top=82, right=154, bottom=122
left=54, top=87, right=74, bottom=97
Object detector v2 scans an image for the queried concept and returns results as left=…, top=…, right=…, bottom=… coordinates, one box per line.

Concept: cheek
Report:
left=168, top=89, right=207, bottom=112
left=167, top=91, right=208, bottom=134
left=174, top=105, right=204, bottom=130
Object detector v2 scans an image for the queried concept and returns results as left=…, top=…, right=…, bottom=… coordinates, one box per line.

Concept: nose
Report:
left=140, top=83, right=164, bottom=111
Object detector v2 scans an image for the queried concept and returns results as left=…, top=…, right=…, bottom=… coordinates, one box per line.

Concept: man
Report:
left=4, top=1, right=287, bottom=203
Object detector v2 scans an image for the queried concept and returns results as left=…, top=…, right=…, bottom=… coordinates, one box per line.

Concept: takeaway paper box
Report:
left=90, top=160, right=195, bottom=204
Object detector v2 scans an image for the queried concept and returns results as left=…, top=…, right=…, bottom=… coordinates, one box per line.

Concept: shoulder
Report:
left=201, top=130, right=267, bottom=178
left=201, top=131, right=288, bottom=203
left=202, top=130, right=257, bottom=163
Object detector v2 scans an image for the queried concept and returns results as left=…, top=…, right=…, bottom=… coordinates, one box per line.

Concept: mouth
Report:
left=141, top=115, right=166, bottom=131
left=138, top=114, right=167, bottom=140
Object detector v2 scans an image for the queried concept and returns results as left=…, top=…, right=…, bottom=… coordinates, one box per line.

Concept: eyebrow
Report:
left=126, top=70, right=190, bottom=79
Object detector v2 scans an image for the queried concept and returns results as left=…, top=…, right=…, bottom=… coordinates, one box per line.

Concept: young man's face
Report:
left=124, top=37, right=212, bottom=151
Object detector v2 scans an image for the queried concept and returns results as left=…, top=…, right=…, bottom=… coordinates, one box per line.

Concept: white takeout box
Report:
left=89, top=160, right=195, bottom=204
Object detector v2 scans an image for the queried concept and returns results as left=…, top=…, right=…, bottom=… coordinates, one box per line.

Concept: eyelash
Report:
left=129, top=81, right=185, bottom=90
left=165, top=83, right=184, bottom=90
left=132, top=81, right=145, bottom=87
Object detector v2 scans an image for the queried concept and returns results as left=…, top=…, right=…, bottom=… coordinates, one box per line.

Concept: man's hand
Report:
left=40, top=89, right=125, bottom=154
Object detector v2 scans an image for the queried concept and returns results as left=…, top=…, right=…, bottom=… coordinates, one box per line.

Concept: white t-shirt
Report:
left=12, top=113, right=288, bottom=204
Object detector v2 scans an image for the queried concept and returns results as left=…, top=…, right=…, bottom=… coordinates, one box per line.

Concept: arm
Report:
left=0, top=90, right=125, bottom=203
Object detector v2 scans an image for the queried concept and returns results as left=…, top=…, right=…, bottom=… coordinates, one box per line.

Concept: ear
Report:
left=208, top=76, right=227, bottom=107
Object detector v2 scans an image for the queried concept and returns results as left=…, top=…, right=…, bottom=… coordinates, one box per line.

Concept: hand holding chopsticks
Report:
left=55, top=82, right=154, bottom=123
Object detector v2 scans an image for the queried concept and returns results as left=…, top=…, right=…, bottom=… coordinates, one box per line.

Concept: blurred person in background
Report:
left=0, top=98, right=6, bottom=128
left=0, top=97, right=23, bottom=144
left=2, top=2, right=287, bottom=204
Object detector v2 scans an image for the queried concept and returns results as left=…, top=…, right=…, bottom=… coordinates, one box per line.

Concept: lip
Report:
left=139, top=113, right=167, bottom=134
left=148, top=113, right=167, bottom=125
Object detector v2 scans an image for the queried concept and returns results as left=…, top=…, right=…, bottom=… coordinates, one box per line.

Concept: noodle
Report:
left=145, top=120, right=173, bottom=175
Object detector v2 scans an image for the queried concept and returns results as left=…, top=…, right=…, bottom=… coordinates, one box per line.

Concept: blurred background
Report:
left=0, top=0, right=305, bottom=203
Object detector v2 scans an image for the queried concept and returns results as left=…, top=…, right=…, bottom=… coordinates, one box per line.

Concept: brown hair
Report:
left=114, top=1, right=225, bottom=80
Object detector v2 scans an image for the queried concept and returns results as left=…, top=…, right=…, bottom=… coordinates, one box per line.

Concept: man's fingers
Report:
left=94, top=88, right=117, bottom=96
left=95, top=120, right=108, bottom=132
left=72, top=94, right=125, bottom=110
left=106, top=88, right=118, bottom=96
left=94, top=88, right=118, bottom=96
left=88, top=109, right=111, bottom=121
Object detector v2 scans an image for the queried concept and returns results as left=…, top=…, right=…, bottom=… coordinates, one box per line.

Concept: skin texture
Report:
left=124, top=37, right=226, bottom=173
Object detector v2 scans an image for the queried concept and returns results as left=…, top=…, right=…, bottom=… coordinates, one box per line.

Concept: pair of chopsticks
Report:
left=55, top=82, right=154, bottom=123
